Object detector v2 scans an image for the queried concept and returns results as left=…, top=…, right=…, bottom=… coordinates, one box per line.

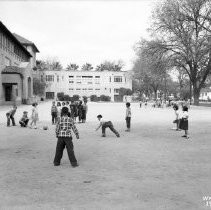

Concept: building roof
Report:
left=0, top=21, right=32, bottom=58
left=13, top=33, right=40, bottom=53
left=1, top=66, right=24, bottom=77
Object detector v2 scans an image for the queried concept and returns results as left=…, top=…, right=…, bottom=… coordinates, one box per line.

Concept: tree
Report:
left=66, top=63, right=79, bottom=71
left=96, top=60, right=124, bottom=71
left=133, top=39, right=169, bottom=100
left=33, top=78, right=46, bottom=96
left=36, top=58, right=63, bottom=71
left=81, top=63, right=94, bottom=71
left=150, top=0, right=211, bottom=105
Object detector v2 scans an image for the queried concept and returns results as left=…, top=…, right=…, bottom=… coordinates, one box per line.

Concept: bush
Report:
left=83, top=96, right=88, bottom=103
left=57, top=92, right=65, bottom=101
left=63, top=94, right=71, bottom=101
left=100, top=95, right=111, bottom=102
left=90, top=95, right=99, bottom=102
left=72, top=94, right=80, bottom=101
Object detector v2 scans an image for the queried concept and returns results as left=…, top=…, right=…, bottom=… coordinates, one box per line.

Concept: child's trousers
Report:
left=54, top=137, right=77, bottom=166
left=102, top=121, right=119, bottom=136
left=126, top=117, right=131, bottom=129
left=6, top=114, right=15, bottom=126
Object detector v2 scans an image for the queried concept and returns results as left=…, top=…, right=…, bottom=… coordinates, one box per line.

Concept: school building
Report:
left=43, top=70, right=132, bottom=102
left=0, top=21, right=39, bottom=105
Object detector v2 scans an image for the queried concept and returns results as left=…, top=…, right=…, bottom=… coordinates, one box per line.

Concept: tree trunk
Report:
left=193, top=87, right=200, bottom=106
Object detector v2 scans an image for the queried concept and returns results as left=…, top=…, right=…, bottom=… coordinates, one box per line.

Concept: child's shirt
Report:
left=99, top=118, right=109, bottom=126
left=175, top=110, right=179, bottom=119
left=56, top=116, right=79, bottom=138
left=7, top=108, right=16, bottom=116
left=181, top=111, right=189, bottom=119
left=20, top=115, right=29, bottom=122
left=126, top=107, right=131, bottom=118
left=51, top=105, right=58, bottom=113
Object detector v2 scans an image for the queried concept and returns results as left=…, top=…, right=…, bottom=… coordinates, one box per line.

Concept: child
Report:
left=172, top=104, right=180, bottom=131
left=95, top=115, right=120, bottom=137
left=29, top=103, right=39, bottom=129
left=125, top=102, right=131, bottom=132
left=81, top=101, right=88, bottom=123
left=51, top=101, right=58, bottom=125
left=19, top=111, right=29, bottom=127
left=6, top=105, right=17, bottom=127
left=179, top=106, right=189, bottom=139
left=54, top=107, right=79, bottom=167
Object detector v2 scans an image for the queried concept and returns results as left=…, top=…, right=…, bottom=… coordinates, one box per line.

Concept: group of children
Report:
left=6, top=100, right=190, bottom=168
left=173, top=104, right=189, bottom=139
left=52, top=100, right=88, bottom=125
left=54, top=102, right=131, bottom=167
left=6, top=103, right=39, bottom=128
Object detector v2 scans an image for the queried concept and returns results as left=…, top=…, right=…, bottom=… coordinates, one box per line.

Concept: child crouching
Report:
left=19, top=111, right=29, bottom=127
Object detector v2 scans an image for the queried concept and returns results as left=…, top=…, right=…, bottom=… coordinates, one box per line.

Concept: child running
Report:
left=95, top=114, right=120, bottom=137
left=19, top=111, right=29, bottom=127
left=179, top=106, right=189, bottom=139
left=6, top=105, right=17, bottom=127
left=125, top=102, right=131, bottom=132
left=54, top=107, right=79, bottom=167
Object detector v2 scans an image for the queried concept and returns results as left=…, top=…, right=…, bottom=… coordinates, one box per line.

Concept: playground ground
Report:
left=0, top=101, right=211, bottom=210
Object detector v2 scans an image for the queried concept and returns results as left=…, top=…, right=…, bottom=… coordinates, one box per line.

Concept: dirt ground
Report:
left=0, top=101, right=211, bottom=210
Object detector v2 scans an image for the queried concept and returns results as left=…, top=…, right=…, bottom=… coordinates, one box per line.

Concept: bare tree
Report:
left=150, top=0, right=211, bottom=105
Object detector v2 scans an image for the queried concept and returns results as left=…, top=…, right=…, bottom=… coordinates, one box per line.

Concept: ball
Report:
left=43, top=126, right=48, bottom=130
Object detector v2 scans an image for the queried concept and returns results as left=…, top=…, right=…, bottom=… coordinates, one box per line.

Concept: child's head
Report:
left=97, top=114, right=102, bottom=121
left=173, top=104, right=178, bottom=110
left=13, top=105, right=17, bottom=110
left=32, top=102, right=38, bottom=107
left=52, top=101, right=55, bottom=105
left=23, top=111, right=28, bottom=116
left=183, top=106, right=188, bottom=112
left=61, top=107, right=69, bottom=116
left=126, top=102, right=130, bottom=107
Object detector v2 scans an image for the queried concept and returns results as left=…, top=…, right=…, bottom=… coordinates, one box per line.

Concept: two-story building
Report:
left=43, top=70, right=132, bottom=102
left=0, top=21, right=39, bottom=105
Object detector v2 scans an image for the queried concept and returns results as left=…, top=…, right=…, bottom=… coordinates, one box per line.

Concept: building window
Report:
left=46, top=75, right=54, bottom=82
left=46, top=92, right=55, bottom=99
left=69, top=88, right=74, bottom=90
left=95, top=89, right=100, bottom=91
left=114, top=76, right=122, bottom=82
left=5, top=57, right=11, bottom=66
left=57, top=75, right=59, bottom=82
left=109, top=76, right=111, bottom=82
left=76, top=88, right=81, bottom=91
left=114, top=88, right=119, bottom=94
left=69, top=81, right=74, bottom=83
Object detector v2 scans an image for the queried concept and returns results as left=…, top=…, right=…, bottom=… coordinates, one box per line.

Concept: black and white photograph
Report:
left=0, top=0, right=211, bottom=209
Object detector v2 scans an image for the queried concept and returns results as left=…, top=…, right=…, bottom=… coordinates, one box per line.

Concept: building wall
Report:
left=44, top=70, right=132, bottom=101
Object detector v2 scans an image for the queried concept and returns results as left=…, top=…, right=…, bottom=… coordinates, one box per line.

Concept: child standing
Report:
left=125, top=102, right=131, bottom=132
left=29, top=103, right=39, bottom=129
left=51, top=101, right=58, bottom=125
left=95, top=115, right=120, bottom=137
left=19, top=111, right=29, bottom=127
left=81, top=101, right=88, bottom=123
left=179, top=106, right=189, bottom=139
left=6, top=105, right=17, bottom=127
left=54, top=107, right=79, bottom=167
left=172, top=104, right=180, bottom=131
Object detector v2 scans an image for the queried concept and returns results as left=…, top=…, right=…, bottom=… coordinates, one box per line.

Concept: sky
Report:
left=0, top=0, right=157, bottom=70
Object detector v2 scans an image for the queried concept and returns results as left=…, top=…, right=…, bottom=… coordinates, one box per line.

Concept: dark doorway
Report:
left=4, top=84, right=12, bottom=101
